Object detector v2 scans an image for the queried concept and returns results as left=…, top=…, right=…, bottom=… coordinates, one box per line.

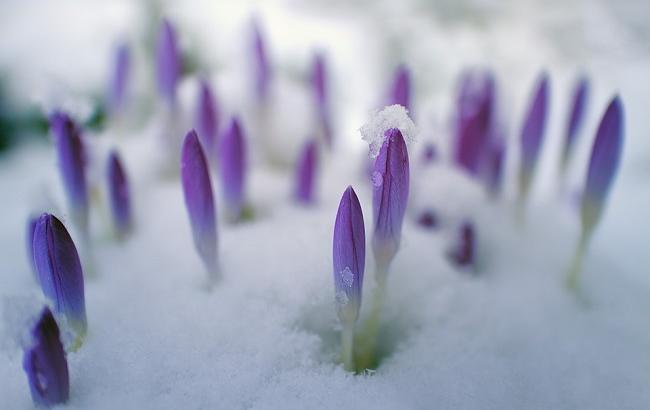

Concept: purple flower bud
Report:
left=581, top=96, right=624, bottom=231
left=108, top=43, right=130, bottom=115
left=49, top=112, right=88, bottom=232
left=181, top=130, right=218, bottom=276
left=416, top=209, right=438, bottom=230
left=561, top=77, right=589, bottom=171
left=453, top=69, right=495, bottom=176
left=484, top=137, right=505, bottom=197
left=252, top=20, right=270, bottom=102
left=294, top=139, right=318, bottom=204
left=333, top=186, right=366, bottom=325
left=518, top=73, right=550, bottom=199
left=106, top=150, right=132, bottom=237
left=22, top=307, right=69, bottom=407
left=194, top=80, right=219, bottom=160
left=32, top=214, right=87, bottom=339
left=421, top=143, right=437, bottom=165
left=27, top=216, right=39, bottom=281
left=312, top=53, right=332, bottom=146
left=389, top=65, right=411, bottom=112
left=447, top=221, right=475, bottom=269
left=219, top=118, right=247, bottom=221
left=372, top=128, right=410, bottom=276
left=156, top=19, right=181, bottom=106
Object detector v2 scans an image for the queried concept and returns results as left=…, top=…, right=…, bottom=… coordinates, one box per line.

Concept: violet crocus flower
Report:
left=194, top=80, right=219, bottom=160
left=294, top=139, right=318, bottom=204
left=448, top=221, right=475, bottom=269
left=581, top=96, right=624, bottom=234
left=49, top=112, right=88, bottom=233
left=518, top=73, right=550, bottom=202
left=156, top=19, right=181, bottom=107
left=312, top=53, right=332, bottom=146
left=107, top=43, right=130, bottom=115
left=181, top=130, right=218, bottom=277
left=453, top=69, right=496, bottom=176
left=22, top=307, right=69, bottom=407
left=219, top=118, right=247, bottom=221
left=106, top=150, right=132, bottom=237
left=561, top=77, right=589, bottom=173
left=372, top=128, right=410, bottom=280
left=252, top=19, right=270, bottom=102
left=32, top=214, right=87, bottom=342
left=389, top=65, right=411, bottom=112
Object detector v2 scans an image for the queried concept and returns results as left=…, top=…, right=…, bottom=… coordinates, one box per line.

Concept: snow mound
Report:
left=360, top=105, right=417, bottom=158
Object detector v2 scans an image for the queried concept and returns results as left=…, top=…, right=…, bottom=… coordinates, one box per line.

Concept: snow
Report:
left=1, top=0, right=650, bottom=409
left=360, top=105, right=418, bottom=158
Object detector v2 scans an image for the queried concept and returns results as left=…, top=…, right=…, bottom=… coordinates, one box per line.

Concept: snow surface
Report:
left=1, top=0, right=650, bottom=409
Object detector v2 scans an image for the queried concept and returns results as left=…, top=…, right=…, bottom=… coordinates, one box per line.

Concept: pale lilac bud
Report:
left=294, top=139, right=318, bottom=204
left=389, top=65, right=411, bottom=112
left=219, top=117, right=247, bottom=221
left=156, top=19, right=181, bottom=106
left=312, top=53, right=332, bottom=146
left=561, top=77, right=589, bottom=172
left=194, top=80, right=219, bottom=160
left=106, top=150, right=132, bottom=237
left=107, top=43, right=130, bottom=115
left=251, top=20, right=270, bottom=102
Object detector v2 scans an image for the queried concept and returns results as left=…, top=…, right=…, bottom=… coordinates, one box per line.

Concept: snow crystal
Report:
left=340, top=267, right=354, bottom=287
left=360, top=104, right=417, bottom=158
left=371, top=171, right=383, bottom=187
left=335, top=291, right=349, bottom=306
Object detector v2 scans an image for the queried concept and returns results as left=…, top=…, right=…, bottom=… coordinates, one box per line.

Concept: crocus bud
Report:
left=49, top=112, right=88, bottom=233
left=518, top=73, right=549, bottom=201
left=453, top=69, right=495, bottom=176
left=32, top=214, right=87, bottom=342
left=251, top=20, right=270, bottom=102
left=26, top=216, right=38, bottom=280
left=484, top=137, right=505, bottom=198
left=181, top=130, right=218, bottom=277
left=156, top=19, right=180, bottom=107
left=389, top=65, right=411, bottom=112
left=312, top=53, right=332, bottom=146
left=421, top=143, right=437, bottom=165
left=194, top=80, right=219, bottom=160
left=107, top=43, right=130, bottom=116
left=106, top=150, right=132, bottom=238
left=372, top=128, right=409, bottom=280
left=416, top=209, right=438, bottom=230
left=333, top=186, right=365, bottom=325
left=22, top=307, right=69, bottom=407
left=219, top=118, right=247, bottom=221
left=294, top=139, right=318, bottom=204
left=561, top=77, right=589, bottom=173
left=447, top=221, right=475, bottom=269
left=581, top=96, right=624, bottom=233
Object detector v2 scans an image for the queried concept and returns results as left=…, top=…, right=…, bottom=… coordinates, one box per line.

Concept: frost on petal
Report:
left=22, top=307, right=69, bottom=407
left=106, top=150, right=132, bottom=237
left=219, top=117, right=247, bottom=220
left=294, top=139, right=318, bottom=204
left=195, top=80, right=219, bottom=159
left=181, top=130, right=218, bottom=276
left=581, top=96, right=624, bottom=230
left=562, top=77, right=589, bottom=169
left=372, top=128, right=410, bottom=274
left=360, top=104, right=417, bottom=158
left=333, top=186, right=365, bottom=324
left=156, top=19, right=181, bottom=106
left=32, top=214, right=87, bottom=339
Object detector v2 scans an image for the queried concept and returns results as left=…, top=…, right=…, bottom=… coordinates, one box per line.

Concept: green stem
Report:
left=565, top=230, right=590, bottom=291
left=356, top=267, right=387, bottom=371
left=341, top=324, right=355, bottom=372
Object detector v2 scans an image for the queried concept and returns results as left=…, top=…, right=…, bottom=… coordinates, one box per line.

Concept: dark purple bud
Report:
left=484, top=137, right=505, bottom=198
left=372, top=128, right=410, bottom=275
left=581, top=96, right=624, bottom=231
left=312, top=53, right=332, bottom=146
left=333, top=186, right=366, bottom=324
left=416, top=209, right=438, bottom=230
left=27, top=216, right=39, bottom=280
left=181, top=130, right=218, bottom=276
left=22, top=307, right=69, bottom=407
left=107, top=43, right=130, bottom=115
left=453, top=69, right=495, bottom=176
left=156, top=19, right=180, bottom=106
left=421, top=143, right=437, bottom=164
left=561, top=77, right=589, bottom=171
left=294, top=139, right=318, bottom=204
left=106, top=150, right=132, bottom=237
left=518, top=73, right=550, bottom=198
left=219, top=117, right=247, bottom=221
left=194, top=80, right=219, bottom=159
left=32, top=214, right=87, bottom=339
left=251, top=20, right=270, bottom=102
left=447, top=221, right=475, bottom=269
left=49, top=112, right=88, bottom=232
left=389, top=65, right=411, bottom=112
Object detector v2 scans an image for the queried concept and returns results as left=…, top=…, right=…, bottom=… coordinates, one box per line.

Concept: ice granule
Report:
left=360, top=104, right=418, bottom=158
left=335, top=291, right=349, bottom=306
left=340, top=267, right=354, bottom=287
